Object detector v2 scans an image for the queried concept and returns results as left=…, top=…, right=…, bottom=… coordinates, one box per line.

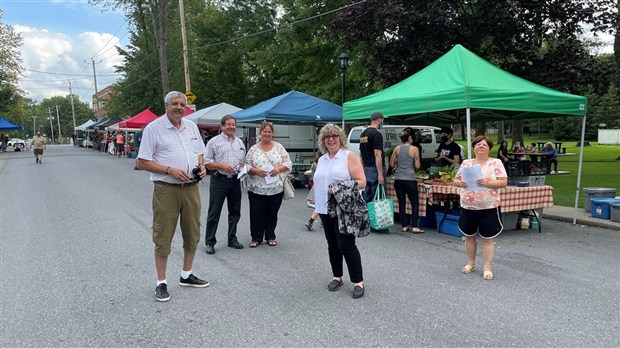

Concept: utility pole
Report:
left=90, top=58, right=100, bottom=119
left=68, top=80, right=77, bottom=131
left=55, top=105, right=62, bottom=141
left=68, top=80, right=77, bottom=143
left=47, top=108, right=55, bottom=143
left=179, top=0, right=191, bottom=93
left=31, top=116, right=37, bottom=134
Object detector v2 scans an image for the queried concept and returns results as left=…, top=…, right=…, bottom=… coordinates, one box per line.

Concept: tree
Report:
left=0, top=11, right=25, bottom=124
left=90, top=0, right=179, bottom=101
left=30, top=96, right=95, bottom=141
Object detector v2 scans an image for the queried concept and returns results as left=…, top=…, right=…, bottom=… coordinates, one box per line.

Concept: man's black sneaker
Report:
left=179, top=274, right=209, bottom=288
left=228, top=240, right=244, bottom=249
left=305, top=219, right=314, bottom=231
left=205, top=244, right=215, bottom=254
left=155, top=283, right=170, bottom=302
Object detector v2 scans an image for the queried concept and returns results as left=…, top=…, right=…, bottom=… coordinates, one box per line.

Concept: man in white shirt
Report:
left=137, top=91, right=209, bottom=302
left=203, top=115, right=247, bottom=254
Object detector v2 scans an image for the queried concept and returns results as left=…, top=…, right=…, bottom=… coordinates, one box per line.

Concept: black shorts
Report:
left=458, top=207, right=503, bottom=239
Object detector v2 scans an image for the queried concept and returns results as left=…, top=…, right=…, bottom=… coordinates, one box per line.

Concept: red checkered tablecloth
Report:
left=498, top=185, right=555, bottom=212
left=386, top=179, right=554, bottom=216
left=385, top=179, right=428, bottom=216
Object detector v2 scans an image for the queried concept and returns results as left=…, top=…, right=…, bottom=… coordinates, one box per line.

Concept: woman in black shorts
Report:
left=452, top=136, right=507, bottom=280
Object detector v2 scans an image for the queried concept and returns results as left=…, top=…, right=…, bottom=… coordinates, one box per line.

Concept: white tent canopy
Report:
left=185, top=103, right=243, bottom=126
left=74, top=119, right=96, bottom=131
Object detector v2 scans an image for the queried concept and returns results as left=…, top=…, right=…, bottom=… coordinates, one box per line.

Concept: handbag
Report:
left=283, top=176, right=295, bottom=200
left=367, top=184, right=394, bottom=230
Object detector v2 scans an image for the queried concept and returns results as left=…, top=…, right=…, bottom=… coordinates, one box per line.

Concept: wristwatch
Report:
left=165, top=166, right=170, bottom=175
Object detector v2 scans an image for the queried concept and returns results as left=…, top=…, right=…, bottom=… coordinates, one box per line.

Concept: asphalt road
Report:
left=1, top=145, right=618, bottom=347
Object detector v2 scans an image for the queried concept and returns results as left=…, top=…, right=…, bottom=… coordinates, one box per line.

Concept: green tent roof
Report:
left=343, top=45, right=587, bottom=123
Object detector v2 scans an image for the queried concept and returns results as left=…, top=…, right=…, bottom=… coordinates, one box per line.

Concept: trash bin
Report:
left=610, top=203, right=620, bottom=223
left=583, top=188, right=617, bottom=213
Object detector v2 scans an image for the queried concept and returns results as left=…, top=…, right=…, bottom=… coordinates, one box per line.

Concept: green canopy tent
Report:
left=343, top=44, right=589, bottom=223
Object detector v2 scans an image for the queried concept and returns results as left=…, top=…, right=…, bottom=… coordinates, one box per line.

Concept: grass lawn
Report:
left=455, top=136, right=620, bottom=207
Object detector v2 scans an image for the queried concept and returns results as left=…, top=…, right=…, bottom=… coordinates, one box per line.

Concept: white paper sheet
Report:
left=461, top=165, right=484, bottom=191
left=237, top=165, right=248, bottom=181
left=262, top=165, right=278, bottom=184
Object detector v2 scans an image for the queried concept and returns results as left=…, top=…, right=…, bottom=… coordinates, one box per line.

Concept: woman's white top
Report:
left=244, top=141, right=292, bottom=195
left=313, top=148, right=351, bottom=214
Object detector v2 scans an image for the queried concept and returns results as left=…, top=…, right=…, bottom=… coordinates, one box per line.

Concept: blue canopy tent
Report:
left=0, top=117, right=23, bottom=130
left=232, top=90, right=342, bottom=124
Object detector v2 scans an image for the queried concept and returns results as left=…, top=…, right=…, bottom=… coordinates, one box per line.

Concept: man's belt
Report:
left=154, top=180, right=199, bottom=187
left=212, top=172, right=237, bottom=179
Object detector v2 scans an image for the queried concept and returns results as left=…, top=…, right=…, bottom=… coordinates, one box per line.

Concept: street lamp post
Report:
left=47, top=115, right=55, bottom=143
left=338, top=52, right=349, bottom=129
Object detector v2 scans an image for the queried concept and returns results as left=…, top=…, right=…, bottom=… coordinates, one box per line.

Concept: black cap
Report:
left=370, top=111, right=384, bottom=121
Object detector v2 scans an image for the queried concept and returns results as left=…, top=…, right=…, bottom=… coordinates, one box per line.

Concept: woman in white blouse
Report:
left=313, top=124, right=367, bottom=299
left=244, top=122, right=292, bottom=247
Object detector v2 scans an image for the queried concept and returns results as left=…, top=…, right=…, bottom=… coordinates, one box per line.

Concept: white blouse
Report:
left=244, top=142, right=292, bottom=196
left=313, top=148, right=351, bottom=214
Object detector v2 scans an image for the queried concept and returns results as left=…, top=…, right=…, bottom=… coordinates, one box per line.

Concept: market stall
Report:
left=344, top=44, right=587, bottom=223
left=386, top=178, right=554, bottom=232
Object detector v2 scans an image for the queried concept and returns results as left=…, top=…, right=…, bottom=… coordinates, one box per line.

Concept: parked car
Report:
left=7, top=138, right=25, bottom=149
left=347, top=125, right=442, bottom=168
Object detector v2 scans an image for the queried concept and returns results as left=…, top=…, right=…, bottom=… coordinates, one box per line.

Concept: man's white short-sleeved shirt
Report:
left=138, top=115, right=205, bottom=183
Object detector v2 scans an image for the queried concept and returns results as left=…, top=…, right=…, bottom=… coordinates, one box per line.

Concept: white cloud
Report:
left=15, top=24, right=124, bottom=104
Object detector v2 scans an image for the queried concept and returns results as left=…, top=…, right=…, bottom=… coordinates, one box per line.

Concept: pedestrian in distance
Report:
left=136, top=91, right=209, bottom=302
left=30, top=131, right=47, bottom=164
left=304, top=150, right=322, bottom=231
left=497, top=140, right=510, bottom=163
left=115, top=131, right=125, bottom=158
left=389, top=127, right=423, bottom=233
left=313, top=123, right=368, bottom=299
left=452, top=135, right=508, bottom=281
left=133, top=126, right=144, bottom=170
left=204, top=115, right=246, bottom=255
left=541, top=142, right=559, bottom=174
left=244, top=122, right=292, bottom=247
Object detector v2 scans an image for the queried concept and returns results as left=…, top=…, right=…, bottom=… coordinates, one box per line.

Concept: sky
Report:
left=1, top=0, right=128, bottom=104
left=1, top=1, right=616, bottom=107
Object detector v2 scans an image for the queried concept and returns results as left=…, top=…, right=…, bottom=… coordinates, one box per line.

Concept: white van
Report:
left=347, top=125, right=442, bottom=167
left=239, top=124, right=318, bottom=154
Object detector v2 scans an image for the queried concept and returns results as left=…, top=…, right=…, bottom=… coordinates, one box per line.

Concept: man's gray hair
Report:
left=164, top=91, right=187, bottom=105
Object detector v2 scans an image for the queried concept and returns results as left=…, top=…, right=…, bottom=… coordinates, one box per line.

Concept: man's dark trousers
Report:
left=204, top=174, right=241, bottom=246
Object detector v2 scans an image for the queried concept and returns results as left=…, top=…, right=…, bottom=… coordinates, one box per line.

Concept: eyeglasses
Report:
left=324, top=134, right=340, bottom=140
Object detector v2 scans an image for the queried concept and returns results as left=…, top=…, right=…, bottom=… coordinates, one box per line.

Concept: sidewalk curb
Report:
left=541, top=213, right=618, bottom=229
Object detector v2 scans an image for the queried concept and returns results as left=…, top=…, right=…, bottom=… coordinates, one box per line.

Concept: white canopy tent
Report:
left=185, top=103, right=243, bottom=126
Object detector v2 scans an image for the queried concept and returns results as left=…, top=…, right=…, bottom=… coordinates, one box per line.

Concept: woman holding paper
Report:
left=244, top=122, right=292, bottom=247
left=452, top=136, right=507, bottom=280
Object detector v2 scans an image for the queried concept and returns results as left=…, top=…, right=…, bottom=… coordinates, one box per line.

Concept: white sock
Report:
left=157, top=279, right=167, bottom=286
left=181, top=270, right=192, bottom=279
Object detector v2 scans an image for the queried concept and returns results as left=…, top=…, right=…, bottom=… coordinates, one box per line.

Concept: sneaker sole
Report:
left=179, top=282, right=210, bottom=288
left=155, top=296, right=170, bottom=302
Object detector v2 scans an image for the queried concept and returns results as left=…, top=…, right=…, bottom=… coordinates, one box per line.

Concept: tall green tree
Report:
left=0, top=11, right=25, bottom=126
left=30, top=96, right=95, bottom=140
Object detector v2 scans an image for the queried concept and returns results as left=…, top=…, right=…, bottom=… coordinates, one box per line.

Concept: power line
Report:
left=24, top=68, right=121, bottom=77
